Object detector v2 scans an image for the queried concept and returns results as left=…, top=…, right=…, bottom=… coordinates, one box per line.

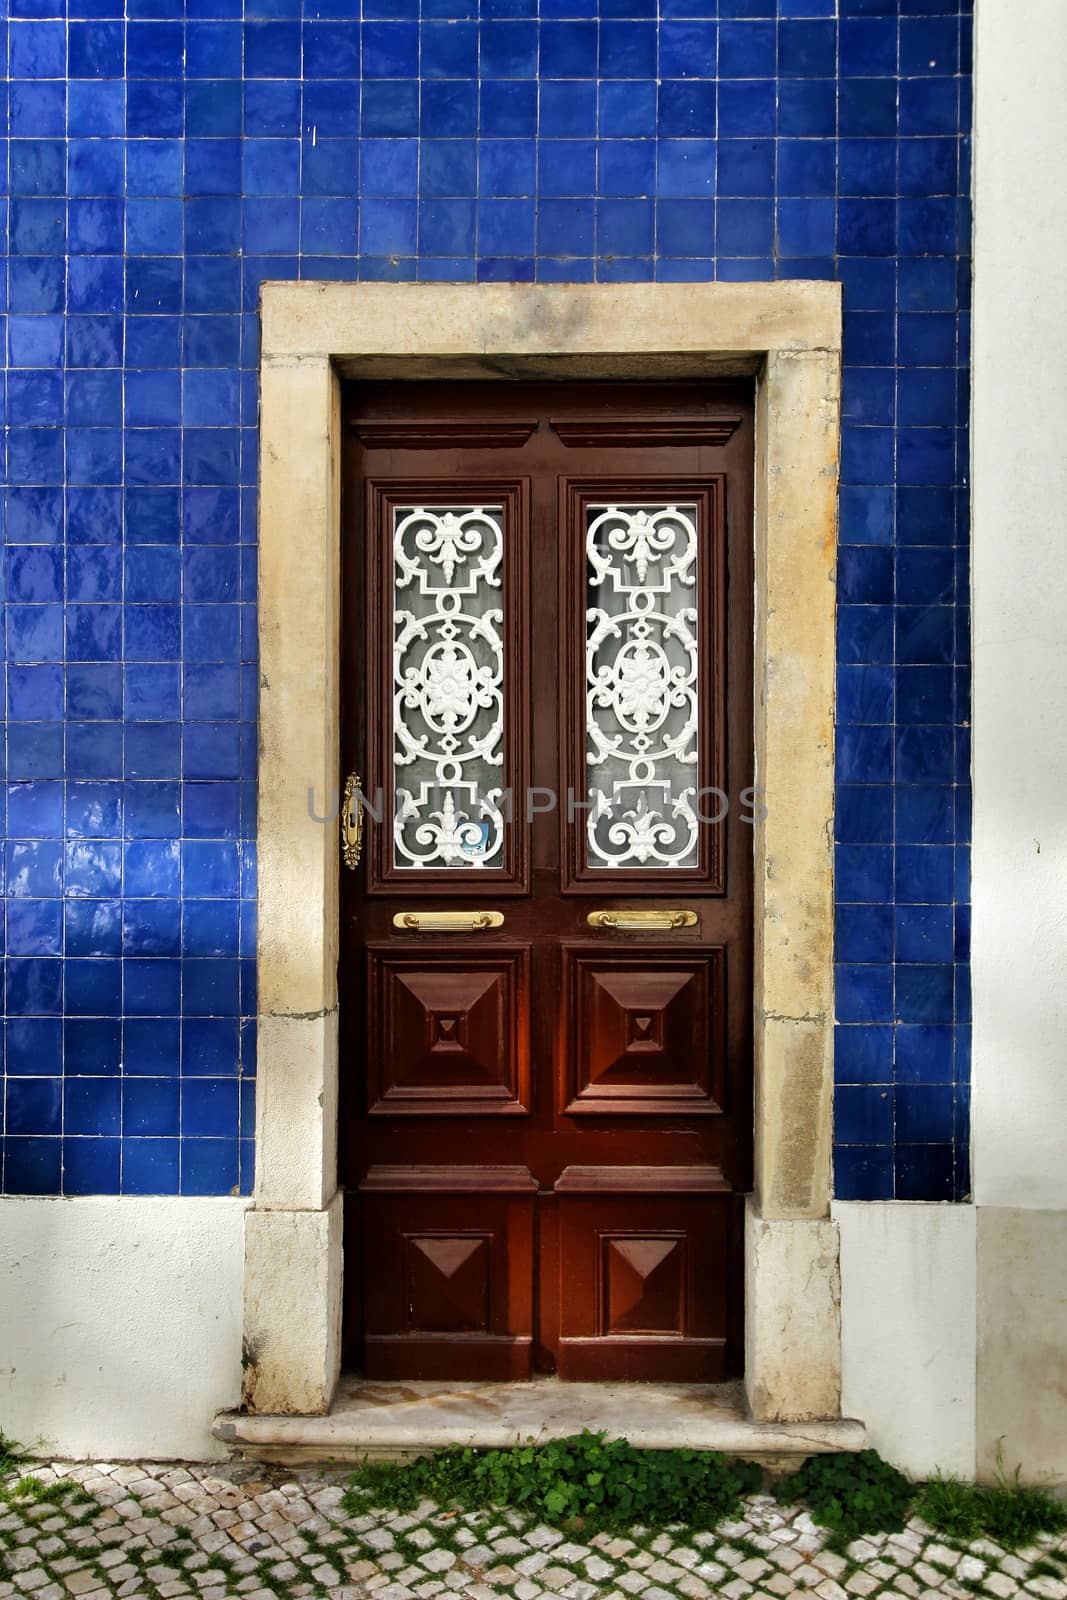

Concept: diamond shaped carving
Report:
left=602, top=1234, right=686, bottom=1335
left=405, top=1234, right=490, bottom=1333
left=562, top=945, right=725, bottom=1115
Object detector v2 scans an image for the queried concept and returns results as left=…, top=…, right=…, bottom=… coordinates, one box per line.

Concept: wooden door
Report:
left=340, top=381, right=754, bottom=1383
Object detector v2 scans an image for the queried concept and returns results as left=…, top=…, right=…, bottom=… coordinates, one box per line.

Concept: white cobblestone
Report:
left=0, top=1458, right=1060, bottom=1600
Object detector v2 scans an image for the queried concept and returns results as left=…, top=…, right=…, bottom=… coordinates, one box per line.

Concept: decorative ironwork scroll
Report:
left=392, top=505, right=506, bottom=869
left=584, top=503, right=700, bottom=869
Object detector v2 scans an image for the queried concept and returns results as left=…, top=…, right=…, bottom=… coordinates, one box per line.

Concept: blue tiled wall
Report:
left=0, top=0, right=972, bottom=1200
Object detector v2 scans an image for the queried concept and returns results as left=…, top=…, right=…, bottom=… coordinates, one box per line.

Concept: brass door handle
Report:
left=342, top=773, right=364, bottom=869
left=587, top=908, right=698, bottom=931
left=393, top=911, right=505, bottom=933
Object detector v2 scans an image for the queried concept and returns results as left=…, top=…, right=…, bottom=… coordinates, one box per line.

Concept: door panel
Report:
left=555, top=1165, right=731, bottom=1382
left=561, top=943, right=726, bottom=1117
left=360, top=1164, right=537, bottom=1379
left=365, top=943, right=532, bottom=1117
left=341, top=381, right=754, bottom=1382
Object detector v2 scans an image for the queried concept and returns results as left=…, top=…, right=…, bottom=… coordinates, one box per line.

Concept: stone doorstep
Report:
left=212, top=1377, right=866, bottom=1466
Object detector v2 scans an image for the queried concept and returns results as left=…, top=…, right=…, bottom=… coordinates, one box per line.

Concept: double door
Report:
left=340, top=381, right=754, bottom=1382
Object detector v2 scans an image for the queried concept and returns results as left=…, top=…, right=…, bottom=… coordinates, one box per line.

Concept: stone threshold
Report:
left=214, top=1375, right=866, bottom=1465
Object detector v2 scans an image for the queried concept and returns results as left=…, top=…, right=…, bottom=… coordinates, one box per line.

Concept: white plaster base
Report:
left=0, top=1196, right=246, bottom=1461
left=242, top=1193, right=343, bottom=1416
left=835, top=1201, right=977, bottom=1479
left=977, top=1207, right=1067, bottom=1484
left=744, top=1199, right=841, bottom=1423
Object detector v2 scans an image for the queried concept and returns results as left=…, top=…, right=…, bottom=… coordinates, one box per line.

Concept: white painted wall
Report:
left=971, top=0, right=1067, bottom=1210
left=0, top=1197, right=246, bottom=1460
left=961, top=0, right=1067, bottom=1484
left=835, top=1203, right=977, bottom=1478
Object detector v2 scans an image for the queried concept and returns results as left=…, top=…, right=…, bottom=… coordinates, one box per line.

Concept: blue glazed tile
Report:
left=123, top=899, right=182, bottom=956
left=478, top=142, right=536, bottom=198
left=839, top=78, right=896, bottom=138
left=718, top=22, right=774, bottom=77
left=659, top=81, right=716, bottom=140
left=717, top=198, right=772, bottom=255
left=895, top=1143, right=954, bottom=1203
left=659, top=20, right=717, bottom=79
left=779, top=20, right=836, bottom=77
left=124, top=1017, right=181, bottom=1075
left=835, top=785, right=893, bottom=846
left=181, top=1138, right=239, bottom=1195
left=717, top=140, right=773, bottom=196
left=65, top=1078, right=122, bottom=1136
left=181, top=1078, right=239, bottom=1137
left=65, top=1018, right=122, bottom=1076
left=836, top=724, right=892, bottom=785
left=599, top=23, right=656, bottom=78
left=837, top=603, right=894, bottom=664
left=896, top=904, right=954, bottom=965
left=896, top=963, right=954, bottom=1025
left=124, top=1078, right=181, bottom=1137
left=244, top=20, right=302, bottom=76
left=897, top=606, right=954, bottom=666
left=7, top=1078, right=63, bottom=1136
left=6, top=953, right=63, bottom=1017
left=839, top=18, right=895, bottom=76
left=777, top=198, right=835, bottom=257
left=834, top=1145, right=894, bottom=1202
left=6, top=1020, right=63, bottom=1077
left=838, top=140, right=896, bottom=199
left=895, top=1024, right=954, bottom=1085
left=537, top=81, right=598, bottom=137
left=836, top=1024, right=893, bottom=1086
left=896, top=843, right=954, bottom=905
left=836, top=904, right=893, bottom=965
left=831, top=662, right=895, bottom=726
left=122, top=1139, right=181, bottom=1193
left=896, top=786, right=954, bottom=847
left=65, top=901, right=123, bottom=960
left=716, top=80, right=774, bottom=139
left=838, top=547, right=893, bottom=606
left=601, top=80, right=657, bottom=138
left=599, top=142, right=656, bottom=198
left=834, top=1082, right=894, bottom=1143
left=899, top=78, right=960, bottom=139
left=777, top=78, right=835, bottom=136
left=4, top=1137, right=63, bottom=1194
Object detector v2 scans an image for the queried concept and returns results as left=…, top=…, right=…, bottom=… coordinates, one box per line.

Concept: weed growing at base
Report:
left=917, top=1471, right=1067, bottom=1550
left=347, top=1434, right=1067, bottom=1552
left=772, top=1450, right=915, bottom=1546
left=343, top=1430, right=762, bottom=1532
left=0, top=1434, right=23, bottom=1482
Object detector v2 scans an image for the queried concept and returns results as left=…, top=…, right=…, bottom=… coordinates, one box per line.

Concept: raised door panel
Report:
left=561, top=943, right=726, bottom=1116
left=555, top=1166, right=732, bottom=1381
left=360, top=1165, right=536, bottom=1379
left=366, top=944, right=531, bottom=1116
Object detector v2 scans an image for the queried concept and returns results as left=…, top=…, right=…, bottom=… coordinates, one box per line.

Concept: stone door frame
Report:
left=245, top=282, right=842, bottom=1422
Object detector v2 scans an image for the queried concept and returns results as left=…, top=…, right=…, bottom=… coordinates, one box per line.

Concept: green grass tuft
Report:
left=916, top=1471, right=1067, bottom=1551
left=0, top=1433, right=26, bottom=1484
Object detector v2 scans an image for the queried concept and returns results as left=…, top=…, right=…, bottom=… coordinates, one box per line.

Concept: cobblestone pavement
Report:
left=1, top=1461, right=1066, bottom=1600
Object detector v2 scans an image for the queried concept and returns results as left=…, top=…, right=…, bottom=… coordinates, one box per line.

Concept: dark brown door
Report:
left=340, top=381, right=754, bottom=1383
